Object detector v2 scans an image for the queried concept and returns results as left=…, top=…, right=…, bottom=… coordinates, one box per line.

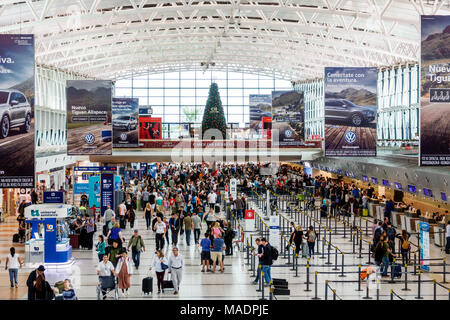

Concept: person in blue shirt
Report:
left=200, top=233, right=211, bottom=272
left=62, top=279, right=77, bottom=300
left=211, top=235, right=225, bottom=273
left=352, top=186, right=360, bottom=199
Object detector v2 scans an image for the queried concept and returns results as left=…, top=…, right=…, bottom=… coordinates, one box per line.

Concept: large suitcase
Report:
left=163, top=280, right=174, bottom=289
left=142, top=277, right=153, bottom=294
left=120, top=217, right=126, bottom=229
left=12, top=233, right=20, bottom=243
left=69, top=234, right=79, bottom=249
left=392, top=263, right=402, bottom=278
left=362, top=209, right=369, bottom=217
left=215, top=205, right=221, bottom=214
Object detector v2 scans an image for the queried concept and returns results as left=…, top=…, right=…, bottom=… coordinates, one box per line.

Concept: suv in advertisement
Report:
left=0, top=89, right=32, bottom=138
left=325, top=99, right=376, bottom=126
left=113, top=115, right=138, bottom=131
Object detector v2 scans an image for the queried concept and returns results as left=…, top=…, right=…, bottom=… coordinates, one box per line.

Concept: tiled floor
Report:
left=0, top=198, right=448, bottom=300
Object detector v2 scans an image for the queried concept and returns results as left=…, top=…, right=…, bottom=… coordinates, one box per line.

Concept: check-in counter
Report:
left=404, top=211, right=419, bottom=234
left=391, top=208, right=404, bottom=229
left=368, top=199, right=380, bottom=218
left=434, top=222, right=446, bottom=247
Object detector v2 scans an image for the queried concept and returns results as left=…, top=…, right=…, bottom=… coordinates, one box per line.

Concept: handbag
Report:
left=161, top=262, right=169, bottom=270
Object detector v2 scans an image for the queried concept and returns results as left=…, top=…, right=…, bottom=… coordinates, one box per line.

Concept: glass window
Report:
left=133, top=89, right=147, bottom=96
left=196, top=88, right=209, bottom=96
left=244, top=73, right=258, bottom=80
left=133, top=79, right=147, bottom=88
left=116, top=79, right=132, bottom=87
left=181, top=71, right=196, bottom=79
left=149, top=73, right=163, bottom=79
left=149, top=79, right=164, bottom=87
left=165, top=97, right=179, bottom=105
left=228, top=89, right=243, bottom=96
left=228, top=96, right=243, bottom=105
left=196, top=71, right=211, bottom=80
left=165, top=79, right=179, bottom=88
left=165, top=72, right=179, bottom=79
left=165, top=114, right=180, bottom=122
left=152, top=106, right=164, bottom=114
left=228, top=72, right=242, bottom=80
left=165, top=88, right=179, bottom=96
left=115, top=88, right=131, bottom=97
left=149, top=88, right=164, bottom=96
left=211, top=71, right=227, bottom=79
left=136, top=96, right=149, bottom=105
left=180, top=79, right=195, bottom=87
left=196, top=96, right=208, bottom=106
left=196, top=79, right=212, bottom=88
left=180, top=96, right=196, bottom=105
left=164, top=106, right=179, bottom=114
left=244, top=79, right=259, bottom=88
left=259, top=79, right=274, bottom=88
left=214, top=79, right=227, bottom=89
left=149, top=97, right=164, bottom=105
left=180, top=89, right=196, bottom=96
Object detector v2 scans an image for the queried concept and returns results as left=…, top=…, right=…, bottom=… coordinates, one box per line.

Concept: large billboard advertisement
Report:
left=112, top=97, right=139, bottom=148
left=271, top=91, right=305, bottom=146
left=324, top=67, right=378, bottom=157
left=0, top=35, right=35, bottom=188
left=67, top=80, right=112, bottom=155
left=420, top=16, right=450, bottom=166
left=139, top=117, right=162, bottom=140
left=249, top=94, right=271, bottom=137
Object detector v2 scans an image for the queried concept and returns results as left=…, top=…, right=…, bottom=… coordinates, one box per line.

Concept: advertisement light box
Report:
left=371, top=177, right=378, bottom=184
left=382, top=179, right=389, bottom=187
left=423, top=188, right=433, bottom=197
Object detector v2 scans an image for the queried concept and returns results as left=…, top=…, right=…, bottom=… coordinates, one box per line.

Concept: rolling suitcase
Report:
left=142, top=276, right=153, bottom=294
left=392, top=263, right=402, bottom=278
left=215, top=205, right=221, bottom=214
left=69, top=234, right=79, bottom=249
left=362, top=209, right=369, bottom=217
left=12, top=233, right=20, bottom=243
left=163, top=280, right=174, bottom=289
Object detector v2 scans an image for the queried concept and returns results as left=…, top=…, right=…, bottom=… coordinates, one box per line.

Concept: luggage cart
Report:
left=97, top=276, right=119, bottom=300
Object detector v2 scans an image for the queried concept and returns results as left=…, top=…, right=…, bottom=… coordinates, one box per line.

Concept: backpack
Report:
left=270, top=246, right=279, bottom=261
left=401, top=237, right=410, bottom=250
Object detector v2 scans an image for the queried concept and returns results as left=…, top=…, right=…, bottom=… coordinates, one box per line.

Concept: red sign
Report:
left=262, top=117, right=272, bottom=140
left=225, top=185, right=228, bottom=192
left=139, top=117, right=162, bottom=140
left=245, top=209, right=255, bottom=220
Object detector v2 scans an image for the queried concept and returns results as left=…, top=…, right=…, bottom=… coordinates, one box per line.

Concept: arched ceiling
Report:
left=1, top=0, right=449, bottom=81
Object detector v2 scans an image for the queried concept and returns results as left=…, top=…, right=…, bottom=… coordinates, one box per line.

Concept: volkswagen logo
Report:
left=285, top=129, right=292, bottom=138
left=84, top=133, right=95, bottom=145
left=344, top=131, right=357, bottom=144
left=120, top=133, right=127, bottom=141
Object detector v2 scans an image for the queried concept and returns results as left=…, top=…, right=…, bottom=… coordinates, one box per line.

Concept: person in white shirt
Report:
left=5, top=247, right=23, bottom=288
left=153, top=216, right=167, bottom=250
left=96, top=255, right=116, bottom=300
left=168, top=247, right=184, bottom=295
left=208, top=190, right=217, bottom=209
left=150, top=250, right=169, bottom=294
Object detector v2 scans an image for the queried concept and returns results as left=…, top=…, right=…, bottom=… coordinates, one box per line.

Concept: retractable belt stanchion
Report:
left=443, top=258, right=447, bottom=284
left=321, top=236, right=326, bottom=259
left=362, top=275, right=372, bottom=299
left=376, top=279, right=380, bottom=300
left=366, top=242, right=372, bottom=265
left=415, top=271, right=423, bottom=300
left=333, top=246, right=339, bottom=271
left=295, top=253, right=299, bottom=277
left=413, top=252, right=417, bottom=275
left=291, top=248, right=296, bottom=271
left=358, top=232, right=363, bottom=259
left=256, top=265, right=262, bottom=292
left=324, top=280, right=328, bottom=300
left=339, top=253, right=346, bottom=277
left=356, top=264, right=362, bottom=291
left=402, top=263, right=410, bottom=291
left=326, top=241, right=332, bottom=265
left=311, top=271, right=320, bottom=299
left=304, top=259, right=311, bottom=291
left=260, top=271, right=266, bottom=300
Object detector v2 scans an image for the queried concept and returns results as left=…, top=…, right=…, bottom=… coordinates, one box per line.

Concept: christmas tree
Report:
left=201, top=82, right=228, bottom=139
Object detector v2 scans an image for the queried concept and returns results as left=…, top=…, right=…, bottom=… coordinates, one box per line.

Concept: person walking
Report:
left=96, top=255, right=115, bottom=300
left=115, top=250, right=133, bottom=297
left=106, top=222, right=125, bottom=247
left=169, top=213, right=181, bottom=246
left=192, top=212, right=202, bottom=244
left=183, top=213, right=193, bottom=246
left=127, top=207, right=136, bottom=229
left=106, top=240, right=123, bottom=268
left=396, top=230, right=411, bottom=266
left=26, top=265, right=45, bottom=300
left=211, top=234, right=225, bottom=273
left=168, top=247, right=184, bottom=295
left=224, top=225, right=235, bottom=256
left=291, top=226, right=304, bottom=256
left=127, top=230, right=145, bottom=270
left=96, top=235, right=106, bottom=262
left=252, top=238, right=263, bottom=285
left=5, top=247, right=23, bottom=288
left=103, top=205, right=115, bottom=233
left=153, top=216, right=166, bottom=251
left=150, top=250, right=169, bottom=294
left=85, top=214, right=95, bottom=250
left=200, top=232, right=211, bottom=272
left=306, top=226, right=316, bottom=257
left=144, top=202, right=152, bottom=230
left=259, top=238, right=273, bottom=286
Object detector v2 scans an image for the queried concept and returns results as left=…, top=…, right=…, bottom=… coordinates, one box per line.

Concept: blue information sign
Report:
left=100, top=173, right=114, bottom=216
left=74, top=166, right=117, bottom=172
left=43, top=191, right=64, bottom=204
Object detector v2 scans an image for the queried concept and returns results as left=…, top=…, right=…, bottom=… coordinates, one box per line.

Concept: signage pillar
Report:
left=44, top=218, right=57, bottom=263
left=269, top=215, right=280, bottom=249
left=420, top=222, right=430, bottom=271
left=245, top=209, right=255, bottom=232
left=101, top=173, right=114, bottom=216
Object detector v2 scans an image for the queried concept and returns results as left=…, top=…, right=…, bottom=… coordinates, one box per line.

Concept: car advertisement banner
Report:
left=420, top=16, right=450, bottom=166
left=249, top=94, right=271, bottom=138
left=112, top=97, right=139, bottom=148
left=271, top=91, right=305, bottom=147
left=324, top=67, right=378, bottom=157
left=139, top=117, right=162, bottom=140
left=0, top=34, right=35, bottom=188
left=66, top=80, right=112, bottom=155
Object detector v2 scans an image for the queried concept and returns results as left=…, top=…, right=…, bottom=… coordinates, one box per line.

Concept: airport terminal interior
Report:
left=0, top=0, right=450, bottom=303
